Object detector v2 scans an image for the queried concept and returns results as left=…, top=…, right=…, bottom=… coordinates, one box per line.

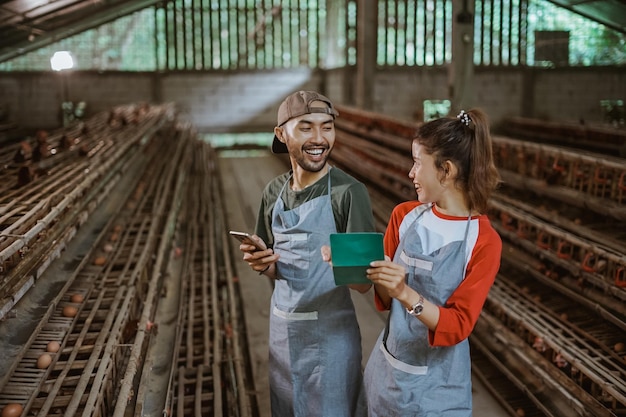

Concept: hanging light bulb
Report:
left=50, top=51, right=74, bottom=71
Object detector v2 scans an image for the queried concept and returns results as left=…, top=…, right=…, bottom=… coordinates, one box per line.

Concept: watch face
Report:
left=408, top=303, right=423, bottom=316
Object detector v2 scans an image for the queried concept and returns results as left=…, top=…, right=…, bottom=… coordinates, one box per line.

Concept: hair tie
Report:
left=457, top=110, right=471, bottom=126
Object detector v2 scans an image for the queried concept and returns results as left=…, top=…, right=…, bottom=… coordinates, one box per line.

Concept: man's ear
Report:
left=274, top=126, right=284, bottom=142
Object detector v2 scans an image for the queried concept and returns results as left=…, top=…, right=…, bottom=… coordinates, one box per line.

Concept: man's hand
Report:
left=321, top=245, right=371, bottom=293
left=239, top=235, right=279, bottom=277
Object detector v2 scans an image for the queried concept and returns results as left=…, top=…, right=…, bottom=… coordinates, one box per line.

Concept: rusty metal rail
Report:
left=155, top=138, right=255, bottom=417
left=0, top=117, right=185, bottom=416
left=470, top=339, right=551, bottom=417
left=493, top=136, right=626, bottom=220
left=479, top=247, right=626, bottom=416
left=489, top=198, right=626, bottom=308
left=0, top=104, right=175, bottom=320
left=500, top=116, right=626, bottom=157
left=0, top=110, right=258, bottom=416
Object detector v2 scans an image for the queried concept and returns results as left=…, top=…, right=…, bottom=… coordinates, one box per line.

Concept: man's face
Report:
left=275, top=102, right=336, bottom=173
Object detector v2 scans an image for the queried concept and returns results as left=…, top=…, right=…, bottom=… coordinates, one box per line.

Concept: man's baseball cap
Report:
left=272, top=90, right=339, bottom=154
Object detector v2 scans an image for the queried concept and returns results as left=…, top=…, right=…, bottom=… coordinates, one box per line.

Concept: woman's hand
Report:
left=367, top=258, right=409, bottom=300
left=368, top=257, right=440, bottom=330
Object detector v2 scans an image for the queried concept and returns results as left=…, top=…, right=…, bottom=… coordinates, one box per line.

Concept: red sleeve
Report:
left=374, top=201, right=421, bottom=311
left=429, top=216, right=502, bottom=346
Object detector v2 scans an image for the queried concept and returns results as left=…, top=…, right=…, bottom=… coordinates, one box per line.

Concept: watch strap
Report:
left=406, top=294, right=424, bottom=316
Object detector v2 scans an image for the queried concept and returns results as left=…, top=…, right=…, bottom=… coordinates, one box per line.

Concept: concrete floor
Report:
left=220, top=150, right=511, bottom=417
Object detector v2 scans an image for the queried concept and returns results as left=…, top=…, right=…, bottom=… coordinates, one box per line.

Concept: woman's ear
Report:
left=443, top=160, right=457, bottom=179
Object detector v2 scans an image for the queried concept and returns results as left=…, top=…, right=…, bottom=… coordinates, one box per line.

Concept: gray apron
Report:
left=269, top=169, right=365, bottom=417
left=365, top=204, right=473, bottom=416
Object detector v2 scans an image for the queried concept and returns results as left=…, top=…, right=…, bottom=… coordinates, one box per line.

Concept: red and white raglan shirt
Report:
left=375, top=201, right=502, bottom=347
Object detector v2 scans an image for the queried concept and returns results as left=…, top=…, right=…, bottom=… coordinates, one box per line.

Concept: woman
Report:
left=364, top=109, right=502, bottom=416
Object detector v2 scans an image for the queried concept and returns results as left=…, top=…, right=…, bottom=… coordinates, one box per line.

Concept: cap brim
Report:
left=271, top=135, right=288, bottom=154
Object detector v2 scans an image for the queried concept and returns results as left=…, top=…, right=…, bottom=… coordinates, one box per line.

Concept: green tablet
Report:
left=329, top=232, right=384, bottom=285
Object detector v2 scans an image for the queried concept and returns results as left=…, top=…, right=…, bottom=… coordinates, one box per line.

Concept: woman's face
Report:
left=408, top=140, right=444, bottom=204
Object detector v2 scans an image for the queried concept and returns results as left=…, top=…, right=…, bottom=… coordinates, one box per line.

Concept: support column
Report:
left=356, top=0, right=377, bottom=110
left=325, top=0, right=342, bottom=68
left=449, top=0, right=475, bottom=112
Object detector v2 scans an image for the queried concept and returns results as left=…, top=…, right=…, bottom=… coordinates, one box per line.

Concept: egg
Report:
left=37, top=353, right=52, bottom=369
left=70, top=293, right=84, bottom=303
left=615, top=342, right=625, bottom=353
left=2, top=403, right=23, bottom=417
left=62, top=305, right=78, bottom=318
left=46, top=341, right=60, bottom=353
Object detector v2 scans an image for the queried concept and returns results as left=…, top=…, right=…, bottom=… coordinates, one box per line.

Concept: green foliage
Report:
left=528, top=0, right=626, bottom=66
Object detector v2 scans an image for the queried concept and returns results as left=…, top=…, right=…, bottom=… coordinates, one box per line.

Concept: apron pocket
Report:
left=275, top=306, right=323, bottom=385
left=274, top=232, right=310, bottom=279
left=272, top=306, right=318, bottom=320
left=380, top=343, right=428, bottom=375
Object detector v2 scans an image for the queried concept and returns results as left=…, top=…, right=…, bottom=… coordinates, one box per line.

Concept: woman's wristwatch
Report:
left=406, top=294, right=424, bottom=317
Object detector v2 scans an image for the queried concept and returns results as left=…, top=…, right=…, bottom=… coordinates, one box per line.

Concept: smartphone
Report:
left=229, top=230, right=267, bottom=251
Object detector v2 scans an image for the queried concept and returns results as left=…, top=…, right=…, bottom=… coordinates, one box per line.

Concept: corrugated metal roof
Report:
left=0, top=0, right=624, bottom=63
left=0, top=0, right=162, bottom=62
left=547, top=0, right=626, bottom=33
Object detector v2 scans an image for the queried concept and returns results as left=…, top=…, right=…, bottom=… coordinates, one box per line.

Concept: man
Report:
left=238, top=90, right=374, bottom=417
